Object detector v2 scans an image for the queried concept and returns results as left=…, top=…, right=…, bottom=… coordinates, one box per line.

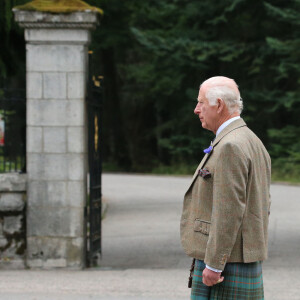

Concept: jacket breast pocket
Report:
left=194, top=219, right=211, bottom=235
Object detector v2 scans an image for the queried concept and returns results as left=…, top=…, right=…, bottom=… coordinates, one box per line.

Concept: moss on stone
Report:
left=14, top=0, right=103, bottom=15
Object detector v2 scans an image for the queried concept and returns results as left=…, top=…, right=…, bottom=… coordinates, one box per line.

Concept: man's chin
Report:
left=201, top=122, right=210, bottom=131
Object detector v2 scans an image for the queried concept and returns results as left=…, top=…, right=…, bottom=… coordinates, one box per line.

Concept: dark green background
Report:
left=1, top=0, right=299, bottom=181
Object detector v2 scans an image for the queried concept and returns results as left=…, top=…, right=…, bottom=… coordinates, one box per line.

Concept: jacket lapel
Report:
left=191, top=153, right=209, bottom=182
left=185, top=118, right=247, bottom=193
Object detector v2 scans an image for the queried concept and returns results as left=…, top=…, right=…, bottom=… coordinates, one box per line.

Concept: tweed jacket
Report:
left=180, top=118, right=271, bottom=270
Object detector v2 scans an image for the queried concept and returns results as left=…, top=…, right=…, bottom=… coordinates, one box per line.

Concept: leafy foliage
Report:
left=90, top=0, right=300, bottom=178
left=0, top=0, right=27, bottom=87
left=1, top=0, right=299, bottom=180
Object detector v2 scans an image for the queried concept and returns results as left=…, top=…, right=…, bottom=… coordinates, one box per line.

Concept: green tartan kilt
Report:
left=191, top=260, right=264, bottom=300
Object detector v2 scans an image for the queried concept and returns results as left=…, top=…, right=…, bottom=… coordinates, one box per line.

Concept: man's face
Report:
left=194, top=87, right=218, bottom=132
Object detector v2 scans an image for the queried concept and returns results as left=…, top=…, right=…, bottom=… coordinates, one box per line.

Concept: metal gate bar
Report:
left=86, top=59, right=103, bottom=267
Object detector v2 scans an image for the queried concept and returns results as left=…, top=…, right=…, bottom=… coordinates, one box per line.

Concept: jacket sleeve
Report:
left=204, top=142, right=249, bottom=270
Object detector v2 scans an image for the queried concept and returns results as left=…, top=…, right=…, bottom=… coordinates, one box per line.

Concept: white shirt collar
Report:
left=216, top=116, right=240, bottom=137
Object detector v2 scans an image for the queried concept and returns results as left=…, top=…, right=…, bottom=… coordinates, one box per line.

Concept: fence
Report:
left=0, top=88, right=26, bottom=173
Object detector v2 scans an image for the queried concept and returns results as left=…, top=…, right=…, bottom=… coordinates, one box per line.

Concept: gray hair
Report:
left=205, top=86, right=243, bottom=114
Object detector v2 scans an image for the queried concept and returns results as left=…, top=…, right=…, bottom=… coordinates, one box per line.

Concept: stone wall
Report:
left=0, top=174, right=26, bottom=269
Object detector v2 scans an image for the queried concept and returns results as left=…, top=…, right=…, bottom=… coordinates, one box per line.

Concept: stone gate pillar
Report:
left=13, top=1, right=102, bottom=268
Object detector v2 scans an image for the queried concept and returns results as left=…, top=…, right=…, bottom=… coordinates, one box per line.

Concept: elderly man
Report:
left=180, top=76, right=271, bottom=299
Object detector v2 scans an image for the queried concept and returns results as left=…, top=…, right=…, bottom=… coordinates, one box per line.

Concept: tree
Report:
left=0, top=0, right=299, bottom=178
left=0, top=0, right=27, bottom=88
left=93, top=0, right=299, bottom=178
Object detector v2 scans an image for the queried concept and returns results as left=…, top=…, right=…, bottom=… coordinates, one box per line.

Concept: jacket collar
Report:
left=212, top=118, right=247, bottom=148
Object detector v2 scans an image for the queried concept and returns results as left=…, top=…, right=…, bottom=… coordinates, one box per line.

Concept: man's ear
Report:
left=216, top=98, right=224, bottom=113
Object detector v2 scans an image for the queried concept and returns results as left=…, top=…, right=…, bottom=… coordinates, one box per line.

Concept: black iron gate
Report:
left=86, top=70, right=103, bottom=267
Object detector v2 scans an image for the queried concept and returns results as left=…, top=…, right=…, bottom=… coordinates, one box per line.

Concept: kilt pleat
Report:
left=191, top=260, right=264, bottom=300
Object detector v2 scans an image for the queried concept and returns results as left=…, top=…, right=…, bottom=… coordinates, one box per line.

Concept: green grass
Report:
left=0, top=158, right=24, bottom=173
left=150, top=164, right=195, bottom=175
left=103, top=161, right=300, bottom=184
left=102, top=162, right=127, bottom=173
left=271, top=169, right=300, bottom=184
left=271, top=158, right=300, bottom=184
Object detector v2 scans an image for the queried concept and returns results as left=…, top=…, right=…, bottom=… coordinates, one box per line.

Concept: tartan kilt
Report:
left=191, top=260, right=264, bottom=300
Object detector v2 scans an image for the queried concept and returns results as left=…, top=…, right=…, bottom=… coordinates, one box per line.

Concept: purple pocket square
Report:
left=198, top=168, right=211, bottom=179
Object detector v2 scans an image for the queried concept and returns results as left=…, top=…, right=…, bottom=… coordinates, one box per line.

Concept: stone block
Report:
left=69, top=208, right=84, bottom=237
left=14, top=10, right=99, bottom=29
left=68, top=154, right=86, bottom=181
left=27, top=236, right=84, bottom=268
left=25, top=29, right=90, bottom=44
left=27, top=126, right=42, bottom=153
left=68, top=99, right=86, bottom=126
left=27, top=181, right=44, bottom=207
left=27, top=99, right=67, bottom=126
left=67, top=72, right=85, bottom=99
left=26, top=44, right=85, bottom=72
left=43, top=127, right=67, bottom=153
left=27, top=206, right=83, bottom=237
left=46, top=181, right=68, bottom=206
left=0, top=237, right=7, bottom=248
left=43, top=154, right=68, bottom=180
left=27, top=180, right=68, bottom=208
left=27, top=236, right=66, bottom=260
left=43, top=258, right=67, bottom=268
left=26, top=154, right=44, bottom=180
left=3, top=216, right=23, bottom=235
left=66, top=237, right=84, bottom=267
left=0, top=174, right=27, bottom=192
left=67, top=126, right=86, bottom=153
left=27, top=99, right=85, bottom=127
left=27, top=153, right=68, bottom=180
left=27, top=72, right=42, bottom=99
left=0, top=258, right=26, bottom=270
left=0, top=193, right=25, bottom=212
left=27, top=99, right=65, bottom=127
left=43, top=72, right=67, bottom=99
left=27, top=259, right=43, bottom=268
left=67, top=181, right=85, bottom=207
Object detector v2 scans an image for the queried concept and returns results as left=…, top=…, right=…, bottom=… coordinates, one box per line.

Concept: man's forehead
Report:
left=197, top=86, right=207, bottom=100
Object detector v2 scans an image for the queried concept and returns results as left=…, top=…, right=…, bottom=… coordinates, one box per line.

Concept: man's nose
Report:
left=194, top=103, right=200, bottom=115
